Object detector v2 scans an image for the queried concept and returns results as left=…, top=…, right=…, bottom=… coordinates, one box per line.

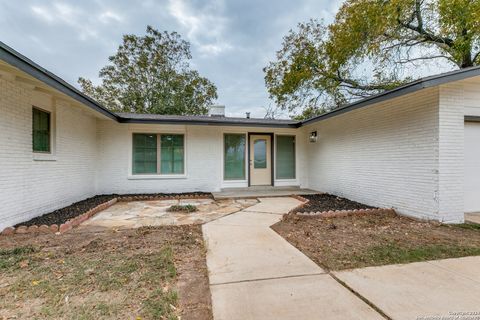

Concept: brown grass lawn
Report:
left=272, top=211, right=480, bottom=271
left=0, top=226, right=212, bottom=320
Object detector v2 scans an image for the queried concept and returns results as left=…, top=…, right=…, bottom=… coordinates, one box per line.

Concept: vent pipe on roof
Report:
left=246, top=112, right=250, bottom=119
left=208, top=105, right=225, bottom=117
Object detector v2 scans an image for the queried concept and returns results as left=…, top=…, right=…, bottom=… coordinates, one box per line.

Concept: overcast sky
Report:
left=0, top=0, right=343, bottom=118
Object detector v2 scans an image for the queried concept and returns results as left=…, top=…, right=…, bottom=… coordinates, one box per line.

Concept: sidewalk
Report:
left=202, top=197, right=383, bottom=320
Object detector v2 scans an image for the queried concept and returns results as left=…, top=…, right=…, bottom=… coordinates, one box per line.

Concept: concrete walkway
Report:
left=335, top=256, right=480, bottom=319
left=202, top=197, right=384, bottom=320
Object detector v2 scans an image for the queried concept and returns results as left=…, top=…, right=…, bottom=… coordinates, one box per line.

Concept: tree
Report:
left=264, top=0, right=480, bottom=118
left=78, top=26, right=217, bottom=115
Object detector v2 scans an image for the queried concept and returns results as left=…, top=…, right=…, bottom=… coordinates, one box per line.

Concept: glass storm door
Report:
left=249, top=135, right=271, bottom=186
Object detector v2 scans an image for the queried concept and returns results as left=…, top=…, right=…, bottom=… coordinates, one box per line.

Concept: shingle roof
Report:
left=116, top=113, right=299, bottom=127
left=2, top=40, right=480, bottom=128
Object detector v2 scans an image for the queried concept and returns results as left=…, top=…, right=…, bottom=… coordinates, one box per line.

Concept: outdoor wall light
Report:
left=309, top=131, right=318, bottom=143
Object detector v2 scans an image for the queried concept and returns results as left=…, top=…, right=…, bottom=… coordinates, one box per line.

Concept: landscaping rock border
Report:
left=296, top=207, right=396, bottom=218
left=288, top=194, right=395, bottom=218
left=1, top=198, right=118, bottom=236
left=289, top=195, right=310, bottom=213
left=1, top=193, right=213, bottom=237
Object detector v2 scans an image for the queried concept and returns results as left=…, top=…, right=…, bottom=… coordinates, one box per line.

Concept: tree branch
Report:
left=473, top=51, right=480, bottom=64
left=397, top=1, right=454, bottom=49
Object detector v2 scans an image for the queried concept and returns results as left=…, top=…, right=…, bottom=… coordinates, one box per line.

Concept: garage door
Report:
left=465, top=122, right=480, bottom=213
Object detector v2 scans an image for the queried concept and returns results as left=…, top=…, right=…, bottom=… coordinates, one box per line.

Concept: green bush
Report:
left=167, top=204, right=197, bottom=213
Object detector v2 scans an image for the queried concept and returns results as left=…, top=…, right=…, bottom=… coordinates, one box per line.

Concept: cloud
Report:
left=167, top=0, right=232, bottom=55
left=99, top=11, right=123, bottom=24
left=30, top=2, right=123, bottom=41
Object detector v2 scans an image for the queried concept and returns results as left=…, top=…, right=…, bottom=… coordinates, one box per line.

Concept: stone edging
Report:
left=1, top=194, right=213, bottom=237
left=288, top=195, right=310, bottom=213
left=118, top=194, right=212, bottom=202
left=1, top=198, right=118, bottom=236
left=296, top=207, right=396, bottom=218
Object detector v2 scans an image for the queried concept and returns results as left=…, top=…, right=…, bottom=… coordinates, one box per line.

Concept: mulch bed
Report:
left=272, top=210, right=480, bottom=271
left=14, top=192, right=212, bottom=228
left=294, top=194, right=375, bottom=213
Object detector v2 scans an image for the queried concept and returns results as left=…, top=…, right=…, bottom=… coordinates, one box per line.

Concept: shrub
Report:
left=167, top=204, right=197, bottom=213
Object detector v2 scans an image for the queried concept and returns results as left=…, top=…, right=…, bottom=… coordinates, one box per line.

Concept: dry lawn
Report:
left=272, top=211, right=480, bottom=271
left=0, top=226, right=212, bottom=320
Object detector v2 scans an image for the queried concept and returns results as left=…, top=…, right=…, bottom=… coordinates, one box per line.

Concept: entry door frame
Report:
left=247, top=132, right=274, bottom=187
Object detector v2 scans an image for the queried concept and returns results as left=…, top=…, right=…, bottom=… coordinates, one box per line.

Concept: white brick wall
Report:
left=437, top=84, right=465, bottom=222
left=302, top=87, right=464, bottom=222
left=1, top=73, right=476, bottom=227
left=0, top=78, right=97, bottom=230
left=462, top=78, right=480, bottom=116
left=95, top=121, right=306, bottom=194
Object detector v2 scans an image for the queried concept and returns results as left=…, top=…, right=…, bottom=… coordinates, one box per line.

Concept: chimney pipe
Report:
left=246, top=112, right=250, bottom=119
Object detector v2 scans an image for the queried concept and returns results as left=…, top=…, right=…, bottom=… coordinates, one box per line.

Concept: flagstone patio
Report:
left=80, top=198, right=258, bottom=229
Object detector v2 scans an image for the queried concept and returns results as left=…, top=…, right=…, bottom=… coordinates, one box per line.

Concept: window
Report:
left=133, top=134, right=157, bottom=174
left=161, top=134, right=184, bottom=174
left=253, top=139, right=267, bottom=168
left=224, top=134, right=246, bottom=180
left=32, top=107, right=51, bottom=153
left=276, top=135, right=295, bottom=179
left=132, top=133, right=184, bottom=175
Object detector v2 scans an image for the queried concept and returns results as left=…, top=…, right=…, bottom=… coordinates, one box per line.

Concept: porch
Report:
left=212, top=186, right=318, bottom=200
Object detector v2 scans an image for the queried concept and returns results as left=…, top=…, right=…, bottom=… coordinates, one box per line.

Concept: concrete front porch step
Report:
left=212, top=187, right=318, bottom=199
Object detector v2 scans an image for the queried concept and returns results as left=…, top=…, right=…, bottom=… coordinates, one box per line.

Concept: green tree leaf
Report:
left=265, top=0, right=480, bottom=118
left=78, top=26, right=217, bottom=115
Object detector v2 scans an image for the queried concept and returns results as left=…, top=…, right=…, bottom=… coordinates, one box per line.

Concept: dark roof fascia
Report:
left=301, top=66, right=480, bottom=127
left=465, top=115, right=480, bottom=122
left=0, top=42, right=118, bottom=121
left=117, top=116, right=300, bottom=128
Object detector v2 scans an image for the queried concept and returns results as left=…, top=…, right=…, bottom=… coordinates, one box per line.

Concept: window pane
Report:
left=254, top=139, right=267, bottom=169
left=132, top=134, right=157, bottom=174
left=224, top=134, right=245, bottom=180
left=32, top=108, right=50, bottom=152
left=161, top=134, right=184, bottom=174
left=276, top=135, right=295, bottom=179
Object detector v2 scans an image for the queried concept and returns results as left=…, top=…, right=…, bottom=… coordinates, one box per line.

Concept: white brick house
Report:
left=1, top=42, right=480, bottom=229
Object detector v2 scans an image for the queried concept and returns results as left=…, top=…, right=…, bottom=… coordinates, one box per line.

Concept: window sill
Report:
left=33, top=153, right=57, bottom=162
left=127, top=174, right=188, bottom=180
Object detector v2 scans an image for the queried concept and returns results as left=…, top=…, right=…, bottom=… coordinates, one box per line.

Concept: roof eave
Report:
left=118, top=117, right=299, bottom=128
left=0, top=42, right=118, bottom=121
left=301, top=66, right=480, bottom=127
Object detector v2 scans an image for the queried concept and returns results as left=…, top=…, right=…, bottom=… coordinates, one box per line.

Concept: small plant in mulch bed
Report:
left=167, top=204, right=198, bottom=213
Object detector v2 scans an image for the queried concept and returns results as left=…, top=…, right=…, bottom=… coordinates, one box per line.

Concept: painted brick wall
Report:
left=0, top=78, right=97, bottom=230
left=462, top=78, right=480, bottom=116
left=95, top=121, right=306, bottom=194
left=437, top=83, right=465, bottom=222
left=303, top=87, right=450, bottom=221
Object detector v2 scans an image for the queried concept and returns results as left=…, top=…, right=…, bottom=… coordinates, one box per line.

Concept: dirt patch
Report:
left=14, top=192, right=212, bottom=228
left=272, top=210, right=480, bottom=271
left=294, top=194, right=374, bottom=213
left=0, top=226, right=212, bottom=319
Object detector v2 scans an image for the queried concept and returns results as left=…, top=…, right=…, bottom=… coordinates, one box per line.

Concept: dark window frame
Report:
left=32, top=106, right=51, bottom=153
left=223, top=133, right=247, bottom=181
left=132, top=133, right=185, bottom=175
left=275, top=134, right=296, bottom=180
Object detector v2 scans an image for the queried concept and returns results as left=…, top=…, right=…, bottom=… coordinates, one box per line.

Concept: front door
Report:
left=249, top=135, right=272, bottom=186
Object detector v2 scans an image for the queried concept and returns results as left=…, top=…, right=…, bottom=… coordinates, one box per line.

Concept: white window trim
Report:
left=128, top=131, right=187, bottom=179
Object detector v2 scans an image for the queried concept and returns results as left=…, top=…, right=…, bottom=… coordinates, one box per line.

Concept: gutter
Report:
left=0, top=42, right=119, bottom=121
left=117, top=116, right=299, bottom=128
